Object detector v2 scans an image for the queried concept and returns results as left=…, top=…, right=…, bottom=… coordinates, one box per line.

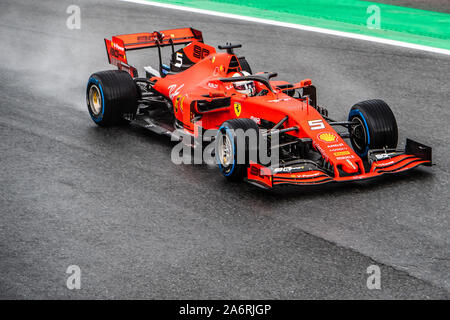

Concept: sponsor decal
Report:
left=374, top=153, right=395, bottom=160
left=296, top=172, right=321, bottom=178
left=268, top=98, right=291, bottom=103
left=234, top=102, right=242, bottom=117
left=248, top=165, right=272, bottom=186
left=336, top=155, right=355, bottom=160
left=136, top=33, right=163, bottom=42
left=327, top=143, right=345, bottom=148
left=168, top=84, right=185, bottom=100
left=207, top=82, right=218, bottom=89
left=108, top=40, right=126, bottom=62
left=250, top=166, right=269, bottom=178
left=250, top=116, right=261, bottom=125
left=111, top=41, right=124, bottom=52
left=374, top=160, right=395, bottom=167
left=333, top=151, right=350, bottom=157
left=330, top=147, right=347, bottom=152
left=318, top=132, right=338, bottom=143
left=193, top=45, right=210, bottom=59
left=273, top=166, right=305, bottom=174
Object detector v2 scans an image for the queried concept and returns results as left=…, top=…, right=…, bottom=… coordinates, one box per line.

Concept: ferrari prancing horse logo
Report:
left=234, top=102, right=242, bottom=117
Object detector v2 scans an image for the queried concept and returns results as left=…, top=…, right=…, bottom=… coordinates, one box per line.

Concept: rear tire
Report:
left=86, top=70, right=138, bottom=126
left=215, top=118, right=260, bottom=181
left=348, top=99, right=398, bottom=157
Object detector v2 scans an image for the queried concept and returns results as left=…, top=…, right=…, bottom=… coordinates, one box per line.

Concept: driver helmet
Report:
left=232, top=71, right=255, bottom=96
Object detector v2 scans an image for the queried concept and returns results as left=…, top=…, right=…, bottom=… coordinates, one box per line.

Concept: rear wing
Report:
left=104, top=28, right=203, bottom=77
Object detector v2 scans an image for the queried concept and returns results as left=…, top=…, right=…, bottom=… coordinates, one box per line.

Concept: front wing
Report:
left=246, top=139, right=432, bottom=188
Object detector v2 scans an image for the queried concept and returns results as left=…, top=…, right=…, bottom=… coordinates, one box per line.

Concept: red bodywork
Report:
left=104, top=28, right=431, bottom=188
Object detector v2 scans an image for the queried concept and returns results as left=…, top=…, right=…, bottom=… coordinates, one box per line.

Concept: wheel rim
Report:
left=217, top=132, right=233, bottom=171
left=89, top=85, right=102, bottom=116
left=350, top=117, right=367, bottom=154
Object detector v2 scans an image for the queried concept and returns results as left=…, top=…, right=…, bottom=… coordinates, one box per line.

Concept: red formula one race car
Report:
left=86, top=28, right=432, bottom=188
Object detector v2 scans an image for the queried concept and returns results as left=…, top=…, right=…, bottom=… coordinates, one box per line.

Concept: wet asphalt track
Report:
left=0, top=0, right=449, bottom=299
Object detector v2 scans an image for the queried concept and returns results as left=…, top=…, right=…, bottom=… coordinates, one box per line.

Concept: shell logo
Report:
left=318, top=132, right=338, bottom=143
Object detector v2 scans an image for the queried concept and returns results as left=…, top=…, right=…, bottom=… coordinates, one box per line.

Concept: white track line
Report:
left=120, top=0, right=450, bottom=56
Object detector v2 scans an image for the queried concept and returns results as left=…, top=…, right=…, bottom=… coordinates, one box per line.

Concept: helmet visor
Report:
left=234, top=81, right=255, bottom=95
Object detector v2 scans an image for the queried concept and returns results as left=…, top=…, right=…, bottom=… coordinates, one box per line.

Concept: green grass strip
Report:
left=144, top=0, right=450, bottom=51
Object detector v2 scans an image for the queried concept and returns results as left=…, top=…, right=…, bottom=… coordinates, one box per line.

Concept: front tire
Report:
left=348, top=99, right=398, bottom=157
left=215, top=118, right=260, bottom=181
left=86, top=70, right=138, bottom=126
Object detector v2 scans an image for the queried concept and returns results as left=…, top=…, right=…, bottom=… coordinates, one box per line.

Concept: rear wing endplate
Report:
left=104, top=28, right=203, bottom=77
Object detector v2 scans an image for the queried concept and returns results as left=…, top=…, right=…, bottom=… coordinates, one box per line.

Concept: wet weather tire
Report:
left=348, top=99, right=398, bottom=157
left=86, top=70, right=138, bottom=126
left=215, top=118, right=260, bottom=181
